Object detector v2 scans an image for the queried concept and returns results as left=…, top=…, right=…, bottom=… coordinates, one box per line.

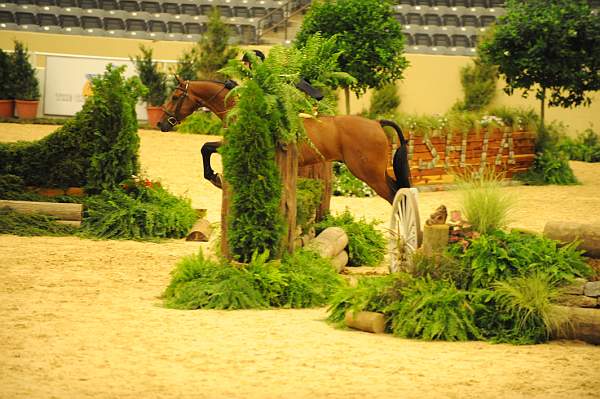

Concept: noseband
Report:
left=162, top=79, right=237, bottom=126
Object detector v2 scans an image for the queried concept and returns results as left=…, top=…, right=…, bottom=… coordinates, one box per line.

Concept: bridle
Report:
left=162, top=79, right=237, bottom=127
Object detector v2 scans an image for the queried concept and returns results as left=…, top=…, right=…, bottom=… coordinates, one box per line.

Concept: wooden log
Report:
left=56, top=220, right=81, bottom=228
left=553, top=306, right=600, bottom=345
left=0, top=200, right=82, bottom=221
left=186, top=219, right=213, bottom=242
left=422, top=224, right=450, bottom=257
left=543, top=222, right=600, bottom=258
left=306, top=227, right=348, bottom=259
left=345, top=311, right=386, bottom=334
left=330, top=250, right=349, bottom=273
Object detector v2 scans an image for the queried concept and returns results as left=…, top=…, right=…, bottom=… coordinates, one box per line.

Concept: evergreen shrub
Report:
left=0, top=65, right=143, bottom=193
left=368, top=83, right=400, bottom=118
left=10, top=41, right=39, bottom=101
left=0, top=207, right=77, bottom=236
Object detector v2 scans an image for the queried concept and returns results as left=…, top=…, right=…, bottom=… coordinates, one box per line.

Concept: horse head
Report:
left=158, top=77, right=236, bottom=132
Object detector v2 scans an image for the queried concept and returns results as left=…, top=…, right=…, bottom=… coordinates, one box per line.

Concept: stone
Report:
left=556, top=295, right=598, bottom=308
left=561, top=278, right=587, bottom=295
left=583, top=281, right=600, bottom=298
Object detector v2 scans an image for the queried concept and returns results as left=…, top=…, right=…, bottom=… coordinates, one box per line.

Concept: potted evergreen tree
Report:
left=10, top=41, right=40, bottom=119
left=0, top=48, right=14, bottom=118
left=132, top=45, right=167, bottom=128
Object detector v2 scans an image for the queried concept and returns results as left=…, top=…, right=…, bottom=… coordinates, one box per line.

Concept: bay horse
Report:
left=158, top=79, right=410, bottom=204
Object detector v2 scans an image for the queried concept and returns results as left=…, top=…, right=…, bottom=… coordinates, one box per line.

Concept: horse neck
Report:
left=189, top=81, right=233, bottom=121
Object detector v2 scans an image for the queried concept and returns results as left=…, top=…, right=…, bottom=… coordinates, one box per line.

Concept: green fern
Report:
left=386, top=278, right=481, bottom=341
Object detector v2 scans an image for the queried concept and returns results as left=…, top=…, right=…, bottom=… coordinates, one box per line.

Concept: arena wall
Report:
left=1, top=31, right=598, bottom=135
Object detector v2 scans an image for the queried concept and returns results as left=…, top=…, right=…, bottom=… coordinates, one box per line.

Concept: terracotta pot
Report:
left=146, top=106, right=164, bottom=128
left=0, top=99, right=14, bottom=118
left=14, top=99, right=39, bottom=119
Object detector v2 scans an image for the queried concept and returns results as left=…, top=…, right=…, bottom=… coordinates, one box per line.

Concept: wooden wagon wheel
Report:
left=389, top=188, right=422, bottom=273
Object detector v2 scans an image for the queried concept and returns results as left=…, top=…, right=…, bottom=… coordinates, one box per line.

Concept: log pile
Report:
left=306, top=227, right=349, bottom=272
left=0, top=199, right=83, bottom=227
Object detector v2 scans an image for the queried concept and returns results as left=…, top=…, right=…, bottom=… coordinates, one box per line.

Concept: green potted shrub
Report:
left=0, top=48, right=14, bottom=118
left=131, top=45, right=167, bottom=128
left=10, top=41, right=40, bottom=120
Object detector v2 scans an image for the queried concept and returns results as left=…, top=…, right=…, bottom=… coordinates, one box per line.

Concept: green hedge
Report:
left=0, top=65, right=144, bottom=193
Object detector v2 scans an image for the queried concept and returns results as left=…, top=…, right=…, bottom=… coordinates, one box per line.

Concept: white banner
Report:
left=44, top=55, right=147, bottom=119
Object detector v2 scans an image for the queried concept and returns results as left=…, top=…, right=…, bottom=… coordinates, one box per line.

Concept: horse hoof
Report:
left=210, top=173, right=223, bottom=189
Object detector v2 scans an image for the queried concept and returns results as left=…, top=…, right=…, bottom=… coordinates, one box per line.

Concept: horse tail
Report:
left=379, top=119, right=411, bottom=194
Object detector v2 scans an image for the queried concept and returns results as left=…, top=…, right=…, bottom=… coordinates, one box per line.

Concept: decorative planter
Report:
left=14, top=99, right=39, bottom=120
left=0, top=99, right=14, bottom=118
left=146, top=106, right=164, bottom=128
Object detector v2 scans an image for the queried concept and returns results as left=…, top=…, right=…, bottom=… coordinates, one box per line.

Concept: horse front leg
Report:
left=201, top=141, right=223, bottom=189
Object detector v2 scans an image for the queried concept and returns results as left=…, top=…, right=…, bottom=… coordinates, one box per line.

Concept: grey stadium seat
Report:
left=442, top=14, right=460, bottom=26
left=403, top=32, right=414, bottom=45
left=433, top=33, right=451, bottom=46
left=15, top=11, right=37, bottom=25
left=119, top=0, right=139, bottom=12
left=80, top=15, right=102, bottom=29
left=162, top=2, right=180, bottom=15
left=125, top=18, right=145, bottom=31
left=415, top=33, right=432, bottom=46
left=471, top=0, right=488, bottom=8
left=406, top=13, right=423, bottom=25
left=103, top=16, right=125, bottom=30
left=148, top=19, right=165, bottom=32
left=180, top=3, right=199, bottom=16
left=56, top=0, right=77, bottom=8
left=480, top=15, right=496, bottom=26
left=452, top=34, right=471, bottom=47
left=140, top=1, right=160, bottom=14
left=167, top=20, right=183, bottom=33
left=184, top=21, right=202, bottom=34
left=59, top=13, right=79, bottom=26
left=98, top=0, right=117, bottom=10
left=461, top=15, right=479, bottom=27
left=78, top=0, right=98, bottom=9
left=424, top=13, right=441, bottom=26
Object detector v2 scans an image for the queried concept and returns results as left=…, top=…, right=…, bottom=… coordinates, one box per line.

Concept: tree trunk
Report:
left=344, top=86, right=351, bottom=115
left=540, top=87, right=546, bottom=130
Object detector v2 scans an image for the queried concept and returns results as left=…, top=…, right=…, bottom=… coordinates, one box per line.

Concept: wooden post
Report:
left=276, top=143, right=298, bottom=255
left=220, top=179, right=232, bottom=259
left=422, top=224, right=450, bottom=257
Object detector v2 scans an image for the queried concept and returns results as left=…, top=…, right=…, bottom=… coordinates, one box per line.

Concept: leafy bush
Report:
left=386, top=278, right=481, bottom=341
left=316, top=209, right=385, bottom=266
left=456, top=168, right=515, bottom=234
left=0, top=65, right=143, bottom=193
left=450, top=230, right=592, bottom=289
left=81, top=178, right=196, bottom=240
left=175, top=111, right=224, bottom=135
left=473, top=273, right=569, bottom=344
left=163, top=249, right=343, bottom=310
left=558, top=128, right=600, bottom=163
left=517, top=122, right=579, bottom=185
left=327, top=273, right=408, bottom=325
left=368, top=83, right=400, bottom=118
left=0, top=48, right=13, bottom=99
left=332, top=162, right=375, bottom=198
left=0, top=207, right=77, bottom=236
